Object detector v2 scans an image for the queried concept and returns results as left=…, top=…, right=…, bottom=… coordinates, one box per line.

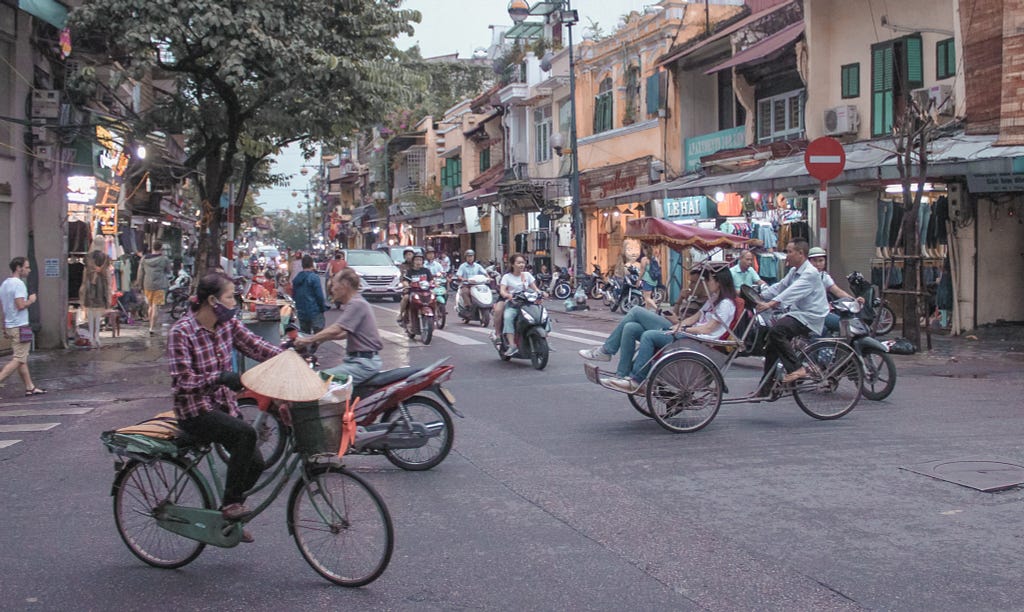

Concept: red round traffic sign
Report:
left=804, top=137, right=846, bottom=183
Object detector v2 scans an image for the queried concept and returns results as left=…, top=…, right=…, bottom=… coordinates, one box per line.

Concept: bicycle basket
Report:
left=290, top=401, right=346, bottom=455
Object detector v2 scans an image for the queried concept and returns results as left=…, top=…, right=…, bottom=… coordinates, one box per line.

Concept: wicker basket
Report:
left=290, top=401, right=345, bottom=455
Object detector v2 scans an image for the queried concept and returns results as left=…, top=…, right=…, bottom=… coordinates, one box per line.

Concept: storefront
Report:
left=579, top=156, right=655, bottom=274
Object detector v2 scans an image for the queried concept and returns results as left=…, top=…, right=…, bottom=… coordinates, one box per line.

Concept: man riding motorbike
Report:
left=455, top=249, right=487, bottom=306
left=755, top=239, right=830, bottom=388
left=396, top=247, right=416, bottom=324
left=424, top=246, right=444, bottom=277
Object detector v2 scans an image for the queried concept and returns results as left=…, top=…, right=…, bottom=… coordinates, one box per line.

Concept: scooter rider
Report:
left=455, top=249, right=486, bottom=306
left=807, top=246, right=862, bottom=334
left=755, top=239, right=830, bottom=386
left=495, top=253, right=543, bottom=357
left=396, top=247, right=416, bottom=324
left=424, top=246, right=444, bottom=278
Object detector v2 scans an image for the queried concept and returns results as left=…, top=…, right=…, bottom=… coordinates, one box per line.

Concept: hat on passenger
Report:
left=808, top=247, right=827, bottom=259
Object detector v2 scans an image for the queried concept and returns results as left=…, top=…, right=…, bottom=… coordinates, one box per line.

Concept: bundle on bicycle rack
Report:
left=101, top=411, right=184, bottom=457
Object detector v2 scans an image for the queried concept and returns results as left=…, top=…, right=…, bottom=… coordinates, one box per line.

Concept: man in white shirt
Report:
left=0, top=257, right=45, bottom=395
left=757, top=239, right=829, bottom=385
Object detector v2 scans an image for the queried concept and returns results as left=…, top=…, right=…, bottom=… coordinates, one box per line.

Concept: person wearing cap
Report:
left=295, top=268, right=383, bottom=385
left=807, top=246, right=862, bottom=334
left=755, top=239, right=829, bottom=386
left=455, top=249, right=486, bottom=306
left=729, top=250, right=766, bottom=290
left=438, top=250, right=452, bottom=275
left=396, top=247, right=417, bottom=324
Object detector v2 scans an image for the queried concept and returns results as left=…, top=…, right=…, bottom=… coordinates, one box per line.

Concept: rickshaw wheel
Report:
left=627, top=393, right=653, bottom=418
left=646, top=353, right=723, bottom=433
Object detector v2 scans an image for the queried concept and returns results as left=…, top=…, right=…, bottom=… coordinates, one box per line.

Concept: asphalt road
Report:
left=1, top=303, right=1023, bottom=611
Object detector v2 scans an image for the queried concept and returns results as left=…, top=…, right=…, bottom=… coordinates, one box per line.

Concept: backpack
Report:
left=647, top=257, right=662, bottom=284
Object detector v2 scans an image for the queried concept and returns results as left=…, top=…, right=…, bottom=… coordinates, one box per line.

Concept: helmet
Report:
left=403, top=247, right=415, bottom=256
left=807, top=246, right=827, bottom=259
left=425, top=246, right=435, bottom=254
left=464, top=249, right=475, bottom=257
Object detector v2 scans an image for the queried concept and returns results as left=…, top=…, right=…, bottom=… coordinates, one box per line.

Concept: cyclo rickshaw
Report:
left=583, top=218, right=864, bottom=433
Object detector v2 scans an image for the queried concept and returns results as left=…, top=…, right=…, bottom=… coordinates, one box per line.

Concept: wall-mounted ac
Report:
left=823, top=105, right=859, bottom=136
left=911, top=84, right=954, bottom=116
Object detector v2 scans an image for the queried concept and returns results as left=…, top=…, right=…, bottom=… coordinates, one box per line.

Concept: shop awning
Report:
left=704, top=22, right=804, bottom=75
left=18, top=0, right=67, bottom=28
left=877, top=133, right=1024, bottom=182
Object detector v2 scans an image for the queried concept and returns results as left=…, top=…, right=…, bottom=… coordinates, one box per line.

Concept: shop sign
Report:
left=662, top=196, right=706, bottom=219
left=967, top=173, right=1024, bottom=193
left=66, top=175, right=97, bottom=204
left=93, top=202, right=118, bottom=235
left=44, top=258, right=60, bottom=278
left=685, top=127, right=745, bottom=172
left=578, top=158, right=651, bottom=206
left=95, top=125, right=128, bottom=179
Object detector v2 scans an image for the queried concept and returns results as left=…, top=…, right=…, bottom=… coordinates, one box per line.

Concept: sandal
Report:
left=25, top=387, right=47, bottom=396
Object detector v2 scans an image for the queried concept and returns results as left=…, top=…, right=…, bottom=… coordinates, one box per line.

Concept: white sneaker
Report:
left=604, top=377, right=639, bottom=393
left=578, top=347, right=611, bottom=362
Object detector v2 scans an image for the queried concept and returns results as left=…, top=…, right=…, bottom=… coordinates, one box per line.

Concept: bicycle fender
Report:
left=854, top=336, right=887, bottom=353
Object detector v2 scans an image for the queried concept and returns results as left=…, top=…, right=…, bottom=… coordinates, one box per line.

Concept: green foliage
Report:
left=68, top=0, right=421, bottom=273
left=387, top=46, right=493, bottom=128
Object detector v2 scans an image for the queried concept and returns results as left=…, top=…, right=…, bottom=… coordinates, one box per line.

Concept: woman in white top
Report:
left=604, top=266, right=737, bottom=393
left=494, top=253, right=542, bottom=356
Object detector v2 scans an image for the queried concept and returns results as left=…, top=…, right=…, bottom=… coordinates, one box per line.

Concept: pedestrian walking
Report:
left=136, top=243, right=172, bottom=335
left=292, top=255, right=328, bottom=334
left=80, top=236, right=112, bottom=348
left=326, top=250, right=347, bottom=308
left=0, top=257, right=46, bottom=395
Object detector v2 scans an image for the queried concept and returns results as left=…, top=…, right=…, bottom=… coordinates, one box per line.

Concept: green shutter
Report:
left=646, top=73, right=660, bottom=115
left=903, top=34, right=923, bottom=89
left=936, top=38, right=955, bottom=79
left=871, top=44, right=895, bottom=136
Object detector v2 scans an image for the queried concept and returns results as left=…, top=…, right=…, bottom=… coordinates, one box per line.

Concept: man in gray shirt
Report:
left=756, top=239, right=829, bottom=386
left=295, top=268, right=383, bottom=384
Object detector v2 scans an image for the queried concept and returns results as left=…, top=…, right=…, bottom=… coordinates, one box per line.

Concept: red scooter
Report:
left=402, top=276, right=436, bottom=345
left=234, top=358, right=461, bottom=471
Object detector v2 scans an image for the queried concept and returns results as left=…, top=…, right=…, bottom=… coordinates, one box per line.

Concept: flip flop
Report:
left=25, top=387, right=47, bottom=396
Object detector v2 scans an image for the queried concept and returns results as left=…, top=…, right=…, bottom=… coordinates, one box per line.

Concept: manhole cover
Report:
left=901, top=457, right=1024, bottom=492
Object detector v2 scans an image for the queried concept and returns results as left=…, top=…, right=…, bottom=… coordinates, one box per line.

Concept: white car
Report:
left=344, top=250, right=404, bottom=301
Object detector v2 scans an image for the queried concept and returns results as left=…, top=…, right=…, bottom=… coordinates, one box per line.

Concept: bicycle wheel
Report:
left=214, top=399, right=287, bottom=468
left=288, top=467, right=394, bottom=587
left=860, top=347, right=897, bottom=401
left=628, top=393, right=653, bottom=418
left=382, top=396, right=454, bottom=471
left=872, top=304, right=895, bottom=335
left=646, top=354, right=723, bottom=433
left=793, top=341, right=863, bottom=420
left=113, top=458, right=211, bottom=569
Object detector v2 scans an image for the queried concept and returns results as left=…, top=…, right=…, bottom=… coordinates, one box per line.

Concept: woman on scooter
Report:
left=494, top=253, right=542, bottom=357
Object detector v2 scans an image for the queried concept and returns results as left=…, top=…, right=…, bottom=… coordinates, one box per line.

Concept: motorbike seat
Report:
left=354, top=366, right=421, bottom=392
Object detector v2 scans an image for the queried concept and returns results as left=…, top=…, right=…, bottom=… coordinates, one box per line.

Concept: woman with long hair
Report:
left=494, top=253, right=543, bottom=356
left=604, top=266, right=737, bottom=393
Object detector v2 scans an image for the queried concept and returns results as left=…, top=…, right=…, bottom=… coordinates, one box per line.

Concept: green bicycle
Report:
left=102, top=403, right=394, bottom=587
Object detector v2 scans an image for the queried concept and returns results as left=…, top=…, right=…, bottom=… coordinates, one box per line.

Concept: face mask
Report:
left=212, top=299, right=239, bottom=324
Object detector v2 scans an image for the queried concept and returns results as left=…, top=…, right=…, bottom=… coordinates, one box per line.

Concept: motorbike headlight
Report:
left=539, top=307, right=549, bottom=323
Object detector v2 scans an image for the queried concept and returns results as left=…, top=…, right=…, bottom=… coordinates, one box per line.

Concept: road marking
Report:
left=431, top=330, right=485, bottom=345
left=0, top=423, right=60, bottom=433
left=379, top=329, right=412, bottom=344
left=0, top=407, right=93, bottom=418
left=565, top=328, right=610, bottom=338
left=547, top=331, right=597, bottom=344
left=0, top=440, right=21, bottom=449
left=370, top=303, right=400, bottom=314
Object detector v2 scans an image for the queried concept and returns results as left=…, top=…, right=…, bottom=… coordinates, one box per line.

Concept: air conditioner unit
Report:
left=823, top=105, right=859, bottom=136
left=912, top=85, right=954, bottom=116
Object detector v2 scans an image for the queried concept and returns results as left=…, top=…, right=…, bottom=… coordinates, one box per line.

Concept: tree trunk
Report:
left=900, top=199, right=922, bottom=349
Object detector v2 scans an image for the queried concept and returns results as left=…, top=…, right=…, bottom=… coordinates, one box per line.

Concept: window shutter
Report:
left=903, top=34, right=923, bottom=89
left=646, top=73, right=660, bottom=115
left=871, top=44, right=894, bottom=136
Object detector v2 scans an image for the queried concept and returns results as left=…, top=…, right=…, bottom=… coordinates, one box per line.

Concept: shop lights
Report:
left=885, top=183, right=933, bottom=194
left=750, top=192, right=760, bottom=199
left=714, top=191, right=725, bottom=202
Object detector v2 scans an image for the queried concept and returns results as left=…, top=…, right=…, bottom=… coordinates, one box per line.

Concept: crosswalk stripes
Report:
left=565, top=328, right=610, bottom=338
left=0, top=407, right=94, bottom=418
left=0, top=423, right=60, bottom=433
left=0, top=405, right=95, bottom=449
left=0, top=440, right=21, bottom=449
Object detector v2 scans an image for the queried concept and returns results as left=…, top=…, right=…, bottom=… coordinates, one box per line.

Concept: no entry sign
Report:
left=804, top=137, right=846, bottom=183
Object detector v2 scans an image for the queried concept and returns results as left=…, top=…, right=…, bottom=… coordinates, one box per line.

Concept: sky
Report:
left=258, top=0, right=658, bottom=212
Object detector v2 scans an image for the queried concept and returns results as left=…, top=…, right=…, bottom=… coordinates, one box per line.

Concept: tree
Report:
left=69, top=0, right=422, bottom=277
left=397, top=46, right=493, bottom=122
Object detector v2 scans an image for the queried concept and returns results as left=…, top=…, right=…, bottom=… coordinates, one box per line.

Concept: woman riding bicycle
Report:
left=167, top=272, right=282, bottom=541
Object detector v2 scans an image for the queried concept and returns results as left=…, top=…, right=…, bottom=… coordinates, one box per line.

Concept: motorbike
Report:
left=456, top=273, right=495, bottom=327
left=402, top=276, right=436, bottom=345
left=166, top=269, right=193, bottom=320
left=606, top=266, right=644, bottom=313
left=492, top=289, right=551, bottom=370
left=433, top=276, right=449, bottom=330
left=234, top=357, right=462, bottom=471
left=823, top=296, right=897, bottom=401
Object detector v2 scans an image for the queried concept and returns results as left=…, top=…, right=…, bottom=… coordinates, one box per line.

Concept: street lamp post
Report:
left=509, top=0, right=584, bottom=280
left=290, top=188, right=315, bottom=250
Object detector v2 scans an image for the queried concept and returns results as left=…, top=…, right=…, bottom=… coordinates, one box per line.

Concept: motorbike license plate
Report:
left=439, top=387, right=456, bottom=405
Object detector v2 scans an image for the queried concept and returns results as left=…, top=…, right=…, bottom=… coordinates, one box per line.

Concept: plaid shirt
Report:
left=167, top=313, right=281, bottom=420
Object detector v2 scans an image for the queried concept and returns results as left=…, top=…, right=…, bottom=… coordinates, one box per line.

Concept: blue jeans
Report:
left=629, top=329, right=678, bottom=381
left=298, top=312, right=326, bottom=334
left=503, top=305, right=519, bottom=334
left=601, top=308, right=671, bottom=377
left=323, top=354, right=382, bottom=385
left=823, top=313, right=840, bottom=335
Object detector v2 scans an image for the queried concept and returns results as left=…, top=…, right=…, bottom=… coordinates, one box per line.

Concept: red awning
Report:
left=704, top=22, right=804, bottom=75
left=626, top=217, right=752, bottom=252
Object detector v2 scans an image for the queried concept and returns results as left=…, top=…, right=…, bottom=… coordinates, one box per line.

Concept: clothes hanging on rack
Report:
left=68, top=260, right=85, bottom=302
left=68, top=221, right=91, bottom=254
left=876, top=200, right=893, bottom=247
left=888, top=206, right=904, bottom=247
left=933, top=196, right=949, bottom=245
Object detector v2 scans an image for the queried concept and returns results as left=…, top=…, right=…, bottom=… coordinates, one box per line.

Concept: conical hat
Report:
left=240, top=349, right=329, bottom=402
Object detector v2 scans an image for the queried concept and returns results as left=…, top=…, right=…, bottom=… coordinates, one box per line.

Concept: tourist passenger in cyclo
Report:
left=295, top=268, right=384, bottom=385
left=754, top=238, right=830, bottom=389
left=167, top=272, right=283, bottom=542
left=580, top=266, right=737, bottom=394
